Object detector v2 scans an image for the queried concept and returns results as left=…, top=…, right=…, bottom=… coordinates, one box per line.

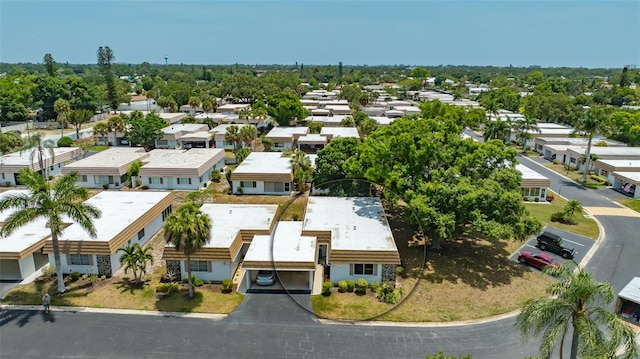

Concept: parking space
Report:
left=509, top=226, right=596, bottom=269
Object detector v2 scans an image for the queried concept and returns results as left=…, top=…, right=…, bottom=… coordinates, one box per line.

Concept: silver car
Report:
left=256, top=270, right=275, bottom=286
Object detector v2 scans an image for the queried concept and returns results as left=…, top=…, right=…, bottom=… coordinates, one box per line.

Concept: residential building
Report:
left=0, top=147, right=83, bottom=186
left=230, top=152, right=293, bottom=195
left=62, top=147, right=149, bottom=189
left=139, top=149, right=225, bottom=190
left=565, top=147, right=640, bottom=170
left=155, top=124, right=212, bottom=149
left=265, top=127, right=309, bottom=151
left=516, top=164, right=551, bottom=202
left=209, top=124, right=254, bottom=150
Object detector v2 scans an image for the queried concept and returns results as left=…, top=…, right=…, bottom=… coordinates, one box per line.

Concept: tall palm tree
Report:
left=238, top=125, right=258, bottom=150
left=225, top=125, right=241, bottom=151
left=188, top=96, right=201, bottom=115
left=516, top=260, right=638, bottom=359
left=483, top=119, right=511, bottom=143
left=20, top=132, right=56, bottom=178
left=54, top=98, right=70, bottom=139
left=164, top=203, right=211, bottom=298
left=0, top=169, right=101, bottom=293
left=107, top=116, right=126, bottom=147
left=573, top=108, right=609, bottom=184
left=513, top=116, right=540, bottom=152
left=238, top=107, right=252, bottom=124
left=92, top=122, right=110, bottom=145
left=118, top=243, right=153, bottom=285
left=290, top=151, right=312, bottom=193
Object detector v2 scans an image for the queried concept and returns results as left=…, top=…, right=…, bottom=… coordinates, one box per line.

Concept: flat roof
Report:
left=536, top=128, right=575, bottom=135
left=596, top=160, right=640, bottom=168
left=266, top=127, right=309, bottom=138
left=0, top=190, right=29, bottom=222
left=161, top=123, right=208, bottom=135
left=63, top=147, right=148, bottom=170
left=568, top=147, right=640, bottom=156
left=303, top=197, right=397, bottom=251
left=209, top=124, right=252, bottom=134
left=613, top=171, right=640, bottom=183
left=515, top=164, right=548, bottom=180
left=321, top=127, right=360, bottom=139
left=0, top=147, right=79, bottom=166
left=200, top=204, right=278, bottom=248
left=0, top=218, right=50, bottom=254
left=232, top=152, right=291, bottom=175
left=58, top=191, right=172, bottom=242
left=298, top=134, right=327, bottom=144
left=619, top=277, right=640, bottom=304
left=142, top=148, right=224, bottom=169
left=245, top=222, right=316, bottom=264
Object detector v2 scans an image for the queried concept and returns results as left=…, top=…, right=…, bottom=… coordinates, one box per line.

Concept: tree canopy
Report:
left=266, top=92, right=308, bottom=126
left=123, top=113, right=166, bottom=151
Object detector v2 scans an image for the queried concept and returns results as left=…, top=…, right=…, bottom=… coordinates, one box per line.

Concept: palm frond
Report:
left=0, top=207, right=44, bottom=237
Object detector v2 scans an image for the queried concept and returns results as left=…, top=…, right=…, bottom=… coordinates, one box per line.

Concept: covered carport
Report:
left=611, top=171, right=639, bottom=198
left=0, top=219, right=51, bottom=281
left=297, top=134, right=327, bottom=153
left=242, top=222, right=317, bottom=294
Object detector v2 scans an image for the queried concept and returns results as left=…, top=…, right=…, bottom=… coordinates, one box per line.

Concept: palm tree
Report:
left=290, top=151, right=312, bottom=193
left=118, top=243, right=153, bottom=286
left=260, top=136, right=273, bottom=152
left=0, top=169, right=101, bottom=293
left=92, top=122, right=110, bottom=145
left=225, top=125, right=241, bottom=151
left=126, top=159, right=143, bottom=188
left=188, top=96, right=201, bottom=115
left=573, top=108, right=609, bottom=184
left=164, top=203, right=211, bottom=298
left=513, top=116, right=540, bottom=152
left=238, top=125, right=258, bottom=150
left=238, top=107, right=252, bottom=124
left=54, top=98, right=70, bottom=139
left=483, top=119, right=511, bottom=143
left=340, top=116, right=356, bottom=128
left=358, top=116, right=379, bottom=138
left=563, top=199, right=583, bottom=223
left=67, top=109, right=93, bottom=140
left=201, top=97, right=214, bottom=114
left=20, top=132, right=56, bottom=178
left=107, top=116, right=126, bottom=147
left=516, top=260, right=638, bottom=359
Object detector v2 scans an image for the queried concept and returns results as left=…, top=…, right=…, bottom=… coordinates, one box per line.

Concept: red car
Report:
left=517, top=251, right=558, bottom=270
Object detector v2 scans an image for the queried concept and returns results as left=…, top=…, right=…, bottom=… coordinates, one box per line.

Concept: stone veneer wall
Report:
left=97, top=255, right=112, bottom=277
left=166, top=260, right=182, bottom=281
left=381, top=264, right=396, bottom=282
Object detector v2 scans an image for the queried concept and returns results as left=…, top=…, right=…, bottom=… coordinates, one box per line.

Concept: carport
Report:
left=242, top=222, right=317, bottom=293
left=0, top=214, right=51, bottom=281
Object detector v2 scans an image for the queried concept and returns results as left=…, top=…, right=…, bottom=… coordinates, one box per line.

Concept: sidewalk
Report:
left=0, top=304, right=227, bottom=320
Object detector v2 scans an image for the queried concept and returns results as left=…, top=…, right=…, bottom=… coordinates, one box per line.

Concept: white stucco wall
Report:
left=232, top=180, right=291, bottom=195
left=180, top=260, right=232, bottom=282
left=329, top=263, right=382, bottom=284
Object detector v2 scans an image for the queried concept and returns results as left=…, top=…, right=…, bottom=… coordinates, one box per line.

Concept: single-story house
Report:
left=320, top=127, right=360, bottom=141
left=534, top=137, right=626, bottom=159
left=393, top=106, right=421, bottom=116
left=139, top=148, right=225, bottom=190
left=325, top=105, right=351, bottom=115
left=217, top=103, right=251, bottom=115
left=593, top=160, right=640, bottom=185
left=62, top=147, right=149, bottom=189
left=0, top=190, right=51, bottom=280
left=301, top=197, right=400, bottom=284
left=162, top=204, right=279, bottom=283
left=516, top=164, right=551, bottom=202
left=0, top=147, right=83, bottom=186
left=117, top=111, right=186, bottom=125
left=230, top=152, right=293, bottom=195
left=565, top=147, right=640, bottom=170
left=41, top=191, right=174, bottom=277
left=297, top=134, right=328, bottom=152
left=209, top=124, right=254, bottom=150
left=611, top=172, right=640, bottom=198
left=155, top=123, right=212, bottom=149
left=265, top=127, right=309, bottom=151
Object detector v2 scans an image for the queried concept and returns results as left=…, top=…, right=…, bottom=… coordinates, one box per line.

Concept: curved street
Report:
left=1, top=156, right=638, bottom=358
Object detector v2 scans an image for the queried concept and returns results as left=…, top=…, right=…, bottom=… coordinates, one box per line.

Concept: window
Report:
left=1, top=173, right=4, bottom=180
left=81, top=175, right=88, bottom=182
left=137, top=228, right=145, bottom=240
left=191, top=261, right=209, bottom=272
left=177, top=178, right=192, bottom=185
left=353, top=264, right=375, bottom=275
left=149, top=177, right=163, bottom=185
left=95, top=175, right=114, bottom=184
left=240, top=181, right=257, bottom=188
left=69, top=254, right=90, bottom=266
left=162, top=205, right=173, bottom=221
left=284, top=182, right=290, bottom=192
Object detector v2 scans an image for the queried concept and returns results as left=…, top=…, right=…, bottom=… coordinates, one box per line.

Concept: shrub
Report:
left=42, top=265, right=56, bottom=279
left=141, top=185, right=149, bottom=190
left=57, top=136, right=73, bottom=147
left=102, top=183, right=109, bottom=189
left=346, top=280, right=355, bottom=292
left=376, top=281, right=402, bottom=304
left=322, top=281, right=332, bottom=296
left=156, top=282, right=179, bottom=293
left=210, top=170, right=221, bottom=183
left=221, top=278, right=233, bottom=293
left=70, top=271, right=80, bottom=282
left=193, top=278, right=204, bottom=287
left=370, top=281, right=380, bottom=293
left=534, top=197, right=539, bottom=202
left=355, top=279, right=368, bottom=295
left=337, top=280, right=348, bottom=293
left=396, top=266, right=404, bottom=276
left=550, top=211, right=566, bottom=223
left=552, top=159, right=559, bottom=165
left=291, top=213, right=300, bottom=221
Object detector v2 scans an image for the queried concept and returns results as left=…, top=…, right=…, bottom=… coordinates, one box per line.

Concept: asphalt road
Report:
left=0, top=155, right=637, bottom=359
left=509, top=226, right=595, bottom=269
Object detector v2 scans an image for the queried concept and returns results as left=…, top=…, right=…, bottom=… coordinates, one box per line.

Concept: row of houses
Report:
left=0, top=190, right=400, bottom=294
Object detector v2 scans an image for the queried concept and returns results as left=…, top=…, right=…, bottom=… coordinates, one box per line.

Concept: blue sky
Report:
left=1, top=1, right=639, bottom=68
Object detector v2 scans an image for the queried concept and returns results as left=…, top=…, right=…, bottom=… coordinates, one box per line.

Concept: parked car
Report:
left=256, top=270, right=275, bottom=286
left=518, top=251, right=559, bottom=270
left=536, top=231, right=575, bottom=259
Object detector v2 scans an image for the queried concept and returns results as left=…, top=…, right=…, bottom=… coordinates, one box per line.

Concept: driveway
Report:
left=509, top=226, right=595, bottom=269
left=224, top=293, right=317, bottom=325
left=0, top=281, right=20, bottom=300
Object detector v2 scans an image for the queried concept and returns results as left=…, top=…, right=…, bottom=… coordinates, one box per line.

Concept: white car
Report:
left=256, top=270, right=275, bottom=286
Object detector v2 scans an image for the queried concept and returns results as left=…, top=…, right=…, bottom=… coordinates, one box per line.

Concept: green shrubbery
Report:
left=370, top=281, right=380, bottom=293
left=69, top=271, right=80, bottom=282
left=141, top=185, right=149, bottom=190
left=210, top=170, right=221, bottom=183
left=156, top=282, right=179, bottom=293
left=589, top=174, right=610, bottom=185
left=322, top=281, right=332, bottom=296
left=221, top=278, right=233, bottom=293
left=354, top=279, right=368, bottom=295
left=57, top=136, right=73, bottom=147
left=346, top=280, right=355, bottom=292
left=337, top=280, right=348, bottom=293
left=376, top=281, right=402, bottom=304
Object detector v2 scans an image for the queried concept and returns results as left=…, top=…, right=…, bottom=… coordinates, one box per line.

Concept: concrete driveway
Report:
left=509, top=226, right=596, bottom=269
left=0, top=281, right=20, bottom=300
left=225, top=293, right=317, bottom=325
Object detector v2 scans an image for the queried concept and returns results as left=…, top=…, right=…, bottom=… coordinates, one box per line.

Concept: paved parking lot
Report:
left=509, top=226, right=596, bottom=270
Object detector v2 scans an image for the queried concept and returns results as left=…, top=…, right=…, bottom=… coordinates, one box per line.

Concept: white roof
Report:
left=156, top=112, right=186, bottom=123
left=218, top=103, right=250, bottom=111
left=200, top=204, right=278, bottom=248
left=161, top=123, right=208, bottom=134
left=370, top=116, right=395, bottom=126
left=303, top=197, right=397, bottom=251
left=63, top=147, right=147, bottom=170
left=266, top=127, right=309, bottom=138
left=321, top=127, right=360, bottom=139
left=209, top=124, right=252, bottom=134
left=597, top=160, right=640, bottom=168
left=57, top=191, right=172, bottom=242
left=515, top=164, right=548, bottom=180
left=0, top=190, right=52, bottom=254
left=297, top=134, right=328, bottom=144
left=613, top=171, right=640, bottom=183
left=536, top=123, right=571, bottom=129
left=245, top=221, right=316, bottom=264
left=536, top=128, right=575, bottom=135
left=142, top=148, right=224, bottom=169
left=232, top=152, right=291, bottom=175
left=567, top=147, right=640, bottom=156
left=618, top=277, right=640, bottom=304
left=0, top=147, right=79, bottom=166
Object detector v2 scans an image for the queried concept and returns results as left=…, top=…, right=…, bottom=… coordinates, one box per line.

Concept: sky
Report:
left=0, top=0, right=639, bottom=68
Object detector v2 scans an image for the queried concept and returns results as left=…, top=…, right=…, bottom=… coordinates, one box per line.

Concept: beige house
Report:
left=230, top=152, right=293, bottom=195
left=0, top=147, right=83, bottom=186
left=62, top=147, right=149, bottom=189
left=139, top=148, right=225, bottom=190
left=155, top=124, right=212, bottom=149
left=265, top=127, right=309, bottom=151
left=516, top=164, right=551, bottom=201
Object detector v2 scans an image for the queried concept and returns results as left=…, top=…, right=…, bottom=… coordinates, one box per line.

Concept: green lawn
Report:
left=543, top=162, right=606, bottom=189
left=524, top=192, right=600, bottom=239
left=616, top=198, right=640, bottom=213
left=86, top=145, right=109, bottom=152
